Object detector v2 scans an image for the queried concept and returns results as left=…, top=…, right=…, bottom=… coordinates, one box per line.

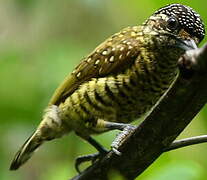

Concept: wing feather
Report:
left=49, top=26, right=142, bottom=105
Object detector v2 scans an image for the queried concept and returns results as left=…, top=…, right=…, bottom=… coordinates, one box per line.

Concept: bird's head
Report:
left=143, top=4, right=205, bottom=52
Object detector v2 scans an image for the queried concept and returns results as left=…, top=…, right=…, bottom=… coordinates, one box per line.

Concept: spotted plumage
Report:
left=154, top=4, right=205, bottom=40
left=10, top=3, right=205, bottom=171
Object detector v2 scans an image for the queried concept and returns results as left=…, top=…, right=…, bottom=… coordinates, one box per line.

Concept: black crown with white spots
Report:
left=154, top=4, right=205, bottom=42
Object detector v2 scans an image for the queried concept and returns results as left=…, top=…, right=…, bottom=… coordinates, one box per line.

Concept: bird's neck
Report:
left=141, top=47, right=180, bottom=72
left=128, top=47, right=181, bottom=87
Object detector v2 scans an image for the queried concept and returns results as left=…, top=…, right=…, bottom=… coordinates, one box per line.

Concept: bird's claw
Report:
left=75, top=125, right=136, bottom=173
left=75, top=151, right=108, bottom=173
left=111, top=125, right=137, bottom=155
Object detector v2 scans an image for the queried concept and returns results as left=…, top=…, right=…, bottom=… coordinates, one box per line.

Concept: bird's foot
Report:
left=75, top=149, right=108, bottom=173
left=75, top=124, right=136, bottom=173
left=111, top=125, right=137, bottom=155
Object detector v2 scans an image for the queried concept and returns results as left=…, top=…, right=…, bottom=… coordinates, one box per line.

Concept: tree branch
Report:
left=164, top=135, right=207, bottom=152
left=70, top=43, right=207, bottom=180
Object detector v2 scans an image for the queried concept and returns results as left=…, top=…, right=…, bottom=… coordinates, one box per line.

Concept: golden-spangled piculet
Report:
left=10, top=3, right=205, bottom=171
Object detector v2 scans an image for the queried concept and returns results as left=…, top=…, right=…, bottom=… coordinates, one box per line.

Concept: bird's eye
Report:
left=167, top=17, right=179, bottom=31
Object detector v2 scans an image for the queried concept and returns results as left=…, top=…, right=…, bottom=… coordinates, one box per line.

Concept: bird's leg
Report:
left=75, top=136, right=108, bottom=173
left=91, top=119, right=136, bottom=154
left=75, top=120, right=136, bottom=173
left=101, top=120, right=137, bottom=155
left=110, top=124, right=137, bottom=155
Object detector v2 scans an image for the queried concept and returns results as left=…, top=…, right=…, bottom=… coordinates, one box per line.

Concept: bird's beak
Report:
left=176, top=39, right=197, bottom=51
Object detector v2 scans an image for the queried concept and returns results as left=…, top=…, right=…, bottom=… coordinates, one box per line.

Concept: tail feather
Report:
left=10, top=131, right=43, bottom=170
left=10, top=105, right=71, bottom=170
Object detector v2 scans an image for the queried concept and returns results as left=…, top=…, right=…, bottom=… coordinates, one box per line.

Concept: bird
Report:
left=10, top=3, right=205, bottom=172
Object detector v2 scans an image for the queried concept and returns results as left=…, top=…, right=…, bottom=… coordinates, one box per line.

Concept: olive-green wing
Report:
left=49, top=26, right=142, bottom=105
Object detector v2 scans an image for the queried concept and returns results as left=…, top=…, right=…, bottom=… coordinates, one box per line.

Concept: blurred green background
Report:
left=1, top=0, right=207, bottom=179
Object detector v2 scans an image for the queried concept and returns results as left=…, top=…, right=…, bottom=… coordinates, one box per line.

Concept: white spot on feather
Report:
left=87, top=57, right=92, bottom=63
left=109, top=56, right=115, bottom=62
left=95, top=59, right=100, bottom=65
left=102, top=50, right=109, bottom=55
left=77, top=72, right=81, bottom=78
